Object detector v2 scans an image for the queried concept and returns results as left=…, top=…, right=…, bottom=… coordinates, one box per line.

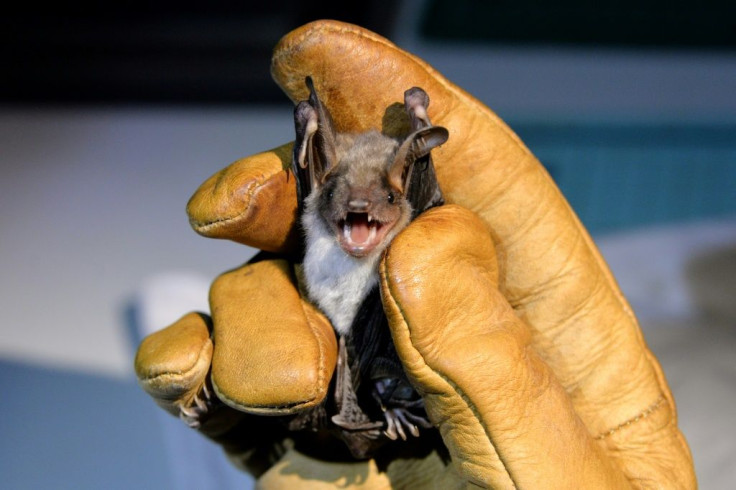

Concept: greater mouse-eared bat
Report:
left=290, top=76, right=449, bottom=459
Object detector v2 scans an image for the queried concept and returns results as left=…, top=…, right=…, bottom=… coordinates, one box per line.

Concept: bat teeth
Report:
left=367, top=214, right=373, bottom=223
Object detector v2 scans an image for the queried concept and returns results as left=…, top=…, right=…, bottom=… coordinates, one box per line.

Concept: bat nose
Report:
left=348, top=199, right=370, bottom=212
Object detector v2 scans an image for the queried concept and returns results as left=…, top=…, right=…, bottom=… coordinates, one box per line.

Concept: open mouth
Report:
left=337, top=212, right=394, bottom=257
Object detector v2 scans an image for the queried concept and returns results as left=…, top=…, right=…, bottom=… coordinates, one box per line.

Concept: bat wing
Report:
left=331, top=336, right=384, bottom=459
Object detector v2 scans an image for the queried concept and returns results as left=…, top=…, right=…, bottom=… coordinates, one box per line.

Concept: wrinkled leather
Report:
left=135, top=19, right=696, bottom=488
left=209, top=259, right=336, bottom=413
left=136, top=312, right=214, bottom=417
left=187, top=144, right=299, bottom=252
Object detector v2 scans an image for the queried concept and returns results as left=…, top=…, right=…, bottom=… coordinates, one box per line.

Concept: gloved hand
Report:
left=135, top=20, right=696, bottom=488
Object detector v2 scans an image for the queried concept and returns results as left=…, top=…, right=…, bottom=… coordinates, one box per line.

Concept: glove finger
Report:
left=186, top=143, right=298, bottom=253
left=134, top=312, right=265, bottom=458
left=209, top=256, right=337, bottom=414
left=135, top=311, right=216, bottom=418
left=135, top=311, right=298, bottom=476
left=380, top=206, right=631, bottom=488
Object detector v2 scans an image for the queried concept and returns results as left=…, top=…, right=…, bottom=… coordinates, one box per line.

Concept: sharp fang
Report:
left=369, top=225, right=377, bottom=242
left=343, top=222, right=351, bottom=240
left=368, top=214, right=373, bottom=223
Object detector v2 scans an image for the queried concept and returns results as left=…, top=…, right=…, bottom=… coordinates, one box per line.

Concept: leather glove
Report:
left=135, top=20, right=696, bottom=488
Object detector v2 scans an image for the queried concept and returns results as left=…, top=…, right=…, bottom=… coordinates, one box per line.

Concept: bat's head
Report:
left=311, top=131, right=410, bottom=258
left=294, top=77, right=448, bottom=258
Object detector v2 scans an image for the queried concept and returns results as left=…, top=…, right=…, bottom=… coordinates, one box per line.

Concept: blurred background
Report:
left=1, top=1, right=734, bottom=488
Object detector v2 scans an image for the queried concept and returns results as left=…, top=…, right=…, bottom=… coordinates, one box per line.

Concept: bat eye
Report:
left=387, top=192, right=395, bottom=204
left=328, top=190, right=334, bottom=200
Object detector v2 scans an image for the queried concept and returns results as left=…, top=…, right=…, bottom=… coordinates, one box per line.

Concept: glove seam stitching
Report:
left=138, top=336, right=212, bottom=383
left=211, top=394, right=319, bottom=414
left=213, top=292, right=327, bottom=413
left=210, top=315, right=326, bottom=415
left=443, top=374, right=519, bottom=489
left=380, top=254, right=519, bottom=489
left=298, top=302, right=328, bottom=405
left=190, top=171, right=270, bottom=231
left=595, top=394, right=666, bottom=440
left=272, top=22, right=398, bottom=68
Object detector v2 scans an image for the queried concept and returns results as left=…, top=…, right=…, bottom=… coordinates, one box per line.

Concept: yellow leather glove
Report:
left=135, top=20, right=696, bottom=488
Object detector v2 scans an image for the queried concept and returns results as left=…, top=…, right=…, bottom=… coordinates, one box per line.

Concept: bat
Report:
left=290, top=76, right=449, bottom=459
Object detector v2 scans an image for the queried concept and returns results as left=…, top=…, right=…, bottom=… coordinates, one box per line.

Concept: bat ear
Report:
left=404, top=87, right=432, bottom=131
left=294, top=100, right=318, bottom=170
left=292, top=76, right=338, bottom=204
left=388, top=126, right=449, bottom=193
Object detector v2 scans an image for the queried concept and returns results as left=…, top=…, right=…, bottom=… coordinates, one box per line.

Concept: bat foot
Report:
left=332, top=414, right=384, bottom=459
left=382, top=407, right=432, bottom=441
left=178, top=383, right=214, bottom=429
left=331, top=414, right=383, bottom=436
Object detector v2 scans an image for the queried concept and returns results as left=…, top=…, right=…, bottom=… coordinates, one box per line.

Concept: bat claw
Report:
left=201, top=382, right=211, bottom=401
left=193, top=393, right=207, bottom=411
left=179, top=406, right=202, bottom=428
left=383, top=407, right=424, bottom=441
left=396, top=423, right=407, bottom=441
left=178, top=385, right=215, bottom=429
left=384, top=414, right=398, bottom=440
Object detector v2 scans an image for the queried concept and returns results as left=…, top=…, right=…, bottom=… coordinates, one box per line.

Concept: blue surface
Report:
left=0, top=360, right=251, bottom=489
left=0, top=360, right=171, bottom=490
left=514, top=121, right=736, bottom=233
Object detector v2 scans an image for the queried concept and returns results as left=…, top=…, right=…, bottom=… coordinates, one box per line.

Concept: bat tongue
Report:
left=349, top=214, right=372, bottom=244
left=339, top=213, right=388, bottom=257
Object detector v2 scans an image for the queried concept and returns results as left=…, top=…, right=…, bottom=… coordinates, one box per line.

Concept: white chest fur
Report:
left=302, top=210, right=381, bottom=336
